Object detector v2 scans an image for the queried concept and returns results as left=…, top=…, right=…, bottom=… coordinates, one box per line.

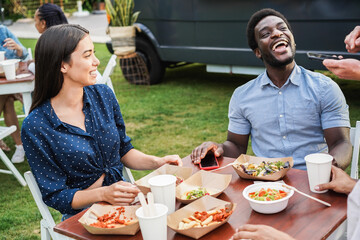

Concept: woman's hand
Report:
left=103, top=181, right=140, bottom=205
left=323, top=58, right=360, bottom=80
left=3, top=38, right=23, bottom=57
left=315, top=165, right=357, bottom=194
left=156, top=154, right=183, bottom=167
left=345, top=26, right=360, bottom=53
left=230, top=224, right=294, bottom=240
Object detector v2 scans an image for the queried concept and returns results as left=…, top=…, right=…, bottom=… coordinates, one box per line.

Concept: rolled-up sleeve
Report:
left=228, top=88, right=251, bottom=135
left=320, top=79, right=350, bottom=129
left=21, top=118, right=80, bottom=215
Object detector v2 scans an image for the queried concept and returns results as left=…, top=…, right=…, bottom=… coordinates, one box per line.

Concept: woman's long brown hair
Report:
left=30, top=24, right=89, bottom=113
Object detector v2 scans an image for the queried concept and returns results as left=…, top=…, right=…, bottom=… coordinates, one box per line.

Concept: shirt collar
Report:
left=260, top=63, right=301, bottom=88
left=83, top=87, right=92, bottom=108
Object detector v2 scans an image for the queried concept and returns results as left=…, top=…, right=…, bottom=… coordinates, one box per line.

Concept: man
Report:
left=191, top=8, right=352, bottom=170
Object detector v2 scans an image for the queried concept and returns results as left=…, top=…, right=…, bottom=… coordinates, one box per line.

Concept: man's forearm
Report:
left=329, top=141, right=352, bottom=170
left=220, top=141, right=247, bottom=158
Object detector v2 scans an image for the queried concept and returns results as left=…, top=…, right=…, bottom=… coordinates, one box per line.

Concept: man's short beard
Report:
left=261, top=46, right=296, bottom=67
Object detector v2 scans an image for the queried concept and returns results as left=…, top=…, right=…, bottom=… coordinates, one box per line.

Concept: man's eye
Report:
left=261, top=33, right=269, bottom=38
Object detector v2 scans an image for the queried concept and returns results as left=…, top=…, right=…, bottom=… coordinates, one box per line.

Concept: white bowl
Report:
left=0, top=59, right=20, bottom=73
left=243, top=182, right=294, bottom=214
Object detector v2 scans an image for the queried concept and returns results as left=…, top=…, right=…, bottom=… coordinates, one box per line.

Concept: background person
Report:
left=191, top=8, right=352, bottom=170
left=322, top=26, right=360, bottom=80
left=21, top=24, right=182, bottom=220
left=0, top=25, right=29, bottom=163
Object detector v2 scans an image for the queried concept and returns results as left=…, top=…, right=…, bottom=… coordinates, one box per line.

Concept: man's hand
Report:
left=190, top=141, right=223, bottom=164
left=345, top=26, right=360, bottom=53
left=230, top=224, right=295, bottom=240
left=323, top=58, right=360, bottom=80
left=315, top=165, right=356, bottom=194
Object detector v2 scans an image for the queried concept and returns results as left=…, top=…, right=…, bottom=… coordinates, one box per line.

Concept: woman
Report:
left=21, top=24, right=182, bottom=219
left=34, top=3, right=68, bottom=34
left=0, top=25, right=28, bottom=162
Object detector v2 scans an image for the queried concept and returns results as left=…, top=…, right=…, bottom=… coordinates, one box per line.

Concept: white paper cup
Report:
left=136, top=203, right=168, bottom=240
left=0, top=51, right=5, bottom=62
left=2, top=61, right=16, bottom=80
left=148, top=174, right=176, bottom=214
left=305, top=153, right=333, bottom=193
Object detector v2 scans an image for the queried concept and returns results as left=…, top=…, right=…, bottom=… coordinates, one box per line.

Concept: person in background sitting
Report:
left=34, top=3, right=68, bottom=34
left=323, top=26, right=360, bottom=80
left=21, top=24, right=182, bottom=220
left=0, top=25, right=28, bottom=163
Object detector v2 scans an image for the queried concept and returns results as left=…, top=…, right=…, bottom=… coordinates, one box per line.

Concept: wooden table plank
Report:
left=54, top=156, right=347, bottom=240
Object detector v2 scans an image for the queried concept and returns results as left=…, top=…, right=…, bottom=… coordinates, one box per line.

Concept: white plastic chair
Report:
left=0, top=126, right=26, bottom=186
left=27, top=47, right=33, bottom=61
left=96, top=54, right=135, bottom=184
left=24, top=171, right=72, bottom=240
left=350, top=121, right=360, bottom=179
left=24, top=167, right=134, bottom=239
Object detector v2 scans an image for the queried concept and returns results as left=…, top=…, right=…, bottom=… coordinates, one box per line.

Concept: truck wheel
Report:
left=136, top=37, right=165, bottom=84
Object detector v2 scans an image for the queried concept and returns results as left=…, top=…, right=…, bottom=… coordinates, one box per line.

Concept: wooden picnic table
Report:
left=54, top=156, right=347, bottom=240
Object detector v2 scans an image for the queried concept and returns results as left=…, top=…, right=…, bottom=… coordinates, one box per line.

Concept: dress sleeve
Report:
left=109, top=89, right=134, bottom=158
left=4, top=26, right=28, bottom=60
left=21, top=118, right=80, bottom=215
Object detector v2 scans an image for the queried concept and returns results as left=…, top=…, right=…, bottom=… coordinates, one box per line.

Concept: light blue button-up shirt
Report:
left=0, top=25, right=28, bottom=60
left=228, top=64, right=350, bottom=170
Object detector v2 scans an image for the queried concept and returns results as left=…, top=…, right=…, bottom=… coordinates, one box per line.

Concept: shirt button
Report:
left=104, top=168, right=109, bottom=173
left=283, top=136, right=286, bottom=139
left=280, top=114, right=283, bottom=118
left=279, top=91, right=282, bottom=95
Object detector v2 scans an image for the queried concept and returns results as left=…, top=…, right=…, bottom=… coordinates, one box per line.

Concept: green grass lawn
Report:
left=0, top=40, right=359, bottom=239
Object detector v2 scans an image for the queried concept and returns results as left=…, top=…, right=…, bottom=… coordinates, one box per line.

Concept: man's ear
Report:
left=60, top=62, right=68, bottom=74
left=254, top=48, right=262, bottom=59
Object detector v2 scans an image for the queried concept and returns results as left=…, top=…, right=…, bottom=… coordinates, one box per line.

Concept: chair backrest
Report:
left=24, top=171, right=59, bottom=239
left=27, top=47, right=33, bottom=61
left=97, top=54, right=117, bottom=92
left=350, top=121, right=360, bottom=179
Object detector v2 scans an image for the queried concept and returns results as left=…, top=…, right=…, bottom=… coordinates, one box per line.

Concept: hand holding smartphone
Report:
left=307, top=52, right=360, bottom=61
left=199, top=151, right=219, bottom=170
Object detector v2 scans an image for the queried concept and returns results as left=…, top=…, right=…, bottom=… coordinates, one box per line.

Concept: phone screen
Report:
left=200, top=152, right=219, bottom=169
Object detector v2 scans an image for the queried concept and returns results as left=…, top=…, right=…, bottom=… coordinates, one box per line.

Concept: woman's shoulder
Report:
left=22, top=101, right=52, bottom=131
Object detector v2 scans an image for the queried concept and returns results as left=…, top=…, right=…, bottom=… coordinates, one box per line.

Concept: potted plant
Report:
left=105, top=0, right=140, bottom=56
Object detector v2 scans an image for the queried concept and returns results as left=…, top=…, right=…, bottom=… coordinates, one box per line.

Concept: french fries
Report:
left=178, top=207, right=233, bottom=230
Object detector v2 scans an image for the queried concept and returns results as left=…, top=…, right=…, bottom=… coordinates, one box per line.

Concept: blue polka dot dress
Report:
left=21, top=84, right=134, bottom=215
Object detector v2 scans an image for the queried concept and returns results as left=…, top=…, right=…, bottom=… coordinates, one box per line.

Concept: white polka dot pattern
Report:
left=21, top=84, right=134, bottom=215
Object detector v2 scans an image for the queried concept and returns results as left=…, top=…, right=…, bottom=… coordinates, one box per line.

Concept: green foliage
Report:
left=105, top=0, right=140, bottom=26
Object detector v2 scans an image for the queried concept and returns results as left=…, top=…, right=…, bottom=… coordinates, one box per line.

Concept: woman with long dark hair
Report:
left=21, top=24, right=181, bottom=219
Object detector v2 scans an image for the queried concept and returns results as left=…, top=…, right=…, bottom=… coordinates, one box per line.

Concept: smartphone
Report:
left=199, top=152, right=219, bottom=170
left=307, top=52, right=341, bottom=61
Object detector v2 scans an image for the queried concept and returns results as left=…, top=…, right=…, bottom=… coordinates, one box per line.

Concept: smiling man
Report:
left=191, top=8, right=352, bottom=170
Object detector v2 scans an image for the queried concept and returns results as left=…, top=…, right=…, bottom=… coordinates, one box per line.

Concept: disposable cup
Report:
left=0, top=51, right=5, bottom=62
left=148, top=174, right=176, bottom=214
left=136, top=203, right=168, bottom=240
left=2, top=61, right=16, bottom=80
left=305, top=153, right=333, bottom=193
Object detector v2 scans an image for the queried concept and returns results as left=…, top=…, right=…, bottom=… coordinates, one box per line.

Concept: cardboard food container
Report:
left=135, top=164, right=193, bottom=194
left=168, top=195, right=236, bottom=239
left=78, top=204, right=140, bottom=235
left=176, top=170, right=232, bottom=204
left=232, top=154, right=293, bottom=181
